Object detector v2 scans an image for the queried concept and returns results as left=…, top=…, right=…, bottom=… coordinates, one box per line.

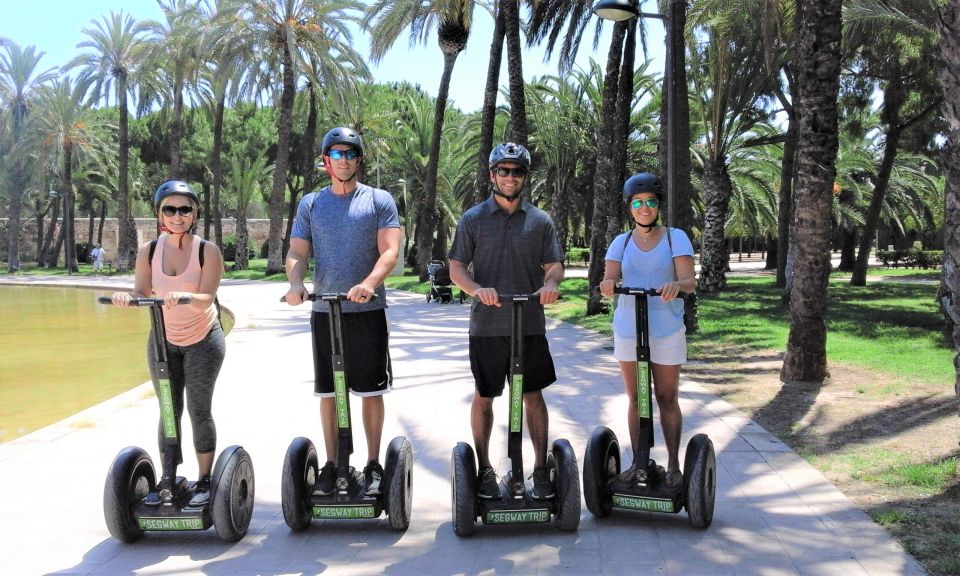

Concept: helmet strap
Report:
left=632, top=216, right=658, bottom=231
left=323, top=157, right=359, bottom=189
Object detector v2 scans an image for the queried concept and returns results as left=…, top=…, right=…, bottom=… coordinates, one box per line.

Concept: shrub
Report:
left=222, top=234, right=255, bottom=262
left=566, top=247, right=590, bottom=265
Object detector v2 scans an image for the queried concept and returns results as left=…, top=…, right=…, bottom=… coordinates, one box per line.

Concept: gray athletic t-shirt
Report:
left=291, top=183, right=400, bottom=313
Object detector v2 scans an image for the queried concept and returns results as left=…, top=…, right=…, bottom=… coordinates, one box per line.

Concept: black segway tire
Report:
left=104, top=446, right=155, bottom=542
left=451, top=442, right=477, bottom=537
left=282, top=437, right=318, bottom=531
left=211, top=446, right=255, bottom=542
left=683, top=434, right=716, bottom=529
left=550, top=439, right=581, bottom=531
left=384, top=436, right=413, bottom=530
left=583, top=426, right=619, bottom=517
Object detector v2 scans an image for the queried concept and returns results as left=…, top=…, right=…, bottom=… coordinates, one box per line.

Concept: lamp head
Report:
left=592, top=0, right=639, bottom=21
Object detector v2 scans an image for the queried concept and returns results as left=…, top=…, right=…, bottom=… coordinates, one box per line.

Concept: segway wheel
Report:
left=384, top=436, right=413, bottom=530
left=550, top=439, right=581, bottom=532
left=282, top=437, right=318, bottom=531
left=211, top=446, right=255, bottom=542
left=583, top=426, right=619, bottom=517
left=103, top=446, right=155, bottom=542
left=683, top=433, right=716, bottom=529
left=451, top=442, right=477, bottom=537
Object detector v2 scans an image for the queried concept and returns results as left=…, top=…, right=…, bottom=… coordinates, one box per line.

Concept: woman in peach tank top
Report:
left=110, top=180, right=225, bottom=508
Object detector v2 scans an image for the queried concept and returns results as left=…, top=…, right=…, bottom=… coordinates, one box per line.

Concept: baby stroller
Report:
left=426, top=259, right=461, bottom=304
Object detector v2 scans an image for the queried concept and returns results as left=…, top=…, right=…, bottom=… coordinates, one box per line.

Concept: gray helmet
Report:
left=623, top=172, right=664, bottom=202
left=322, top=126, right=364, bottom=156
left=489, top=142, right=531, bottom=170
left=154, top=180, right=199, bottom=210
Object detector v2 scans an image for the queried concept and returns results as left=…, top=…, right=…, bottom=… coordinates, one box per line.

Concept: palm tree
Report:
left=0, top=42, right=57, bottom=272
left=935, top=0, right=960, bottom=429
left=240, top=0, right=368, bottom=275
left=68, top=10, right=150, bottom=268
left=364, top=0, right=476, bottom=279
left=780, top=0, right=843, bottom=384
left=226, top=151, right=273, bottom=270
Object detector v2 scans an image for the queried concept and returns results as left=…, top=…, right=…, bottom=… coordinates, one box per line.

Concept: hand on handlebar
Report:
left=598, top=279, right=617, bottom=299
left=473, top=287, right=501, bottom=307
left=536, top=284, right=560, bottom=305
left=346, top=283, right=376, bottom=304
left=284, top=284, right=309, bottom=306
left=657, top=281, right=682, bottom=302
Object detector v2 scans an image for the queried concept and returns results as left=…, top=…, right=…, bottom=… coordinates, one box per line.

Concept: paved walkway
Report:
left=0, top=274, right=925, bottom=575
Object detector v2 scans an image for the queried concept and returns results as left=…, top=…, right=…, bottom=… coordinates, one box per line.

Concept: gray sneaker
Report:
left=188, top=475, right=211, bottom=507
left=530, top=467, right=555, bottom=500
left=363, top=460, right=384, bottom=496
left=477, top=466, right=501, bottom=499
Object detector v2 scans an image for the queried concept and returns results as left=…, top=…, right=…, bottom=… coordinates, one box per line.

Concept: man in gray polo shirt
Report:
left=449, top=142, right=565, bottom=501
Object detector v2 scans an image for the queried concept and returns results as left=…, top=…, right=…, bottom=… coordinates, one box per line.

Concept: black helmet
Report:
left=623, top=172, right=663, bottom=202
left=322, top=126, right=364, bottom=156
left=489, top=142, right=531, bottom=170
left=154, top=180, right=199, bottom=210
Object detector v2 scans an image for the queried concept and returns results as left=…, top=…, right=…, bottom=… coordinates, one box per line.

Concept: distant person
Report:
left=598, top=172, right=695, bottom=490
left=91, top=244, right=106, bottom=273
left=448, top=142, right=565, bottom=500
left=284, top=126, right=401, bottom=497
left=110, top=180, right=225, bottom=507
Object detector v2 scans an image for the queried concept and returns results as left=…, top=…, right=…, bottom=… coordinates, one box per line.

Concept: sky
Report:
left=0, top=0, right=666, bottom=113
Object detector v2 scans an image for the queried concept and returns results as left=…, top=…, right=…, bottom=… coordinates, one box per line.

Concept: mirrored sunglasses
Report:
left=328, top=149, right=361, bottom=161
left=630, top=198, right=660, bottom=209
left=495, top=167, right=527, bottom=178
left=161, top=205, right=194, bottom=216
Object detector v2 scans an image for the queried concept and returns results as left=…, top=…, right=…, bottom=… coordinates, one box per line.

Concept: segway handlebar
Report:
left=98, top=296, right=192, bottom=306
left=280, top=292, right=378, bottom=303
left=471, top=292, right=539, bottom=305
left=613, top=286, right=689, bottom=298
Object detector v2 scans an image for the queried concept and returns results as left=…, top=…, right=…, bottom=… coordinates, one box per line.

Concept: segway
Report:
left=99, top=296, right=255, bottom=543
left=583, top=287, right=715, bottom=528
left=281, top=293, right=412, bottom=530
left=450, top=293, right=580, bottom=536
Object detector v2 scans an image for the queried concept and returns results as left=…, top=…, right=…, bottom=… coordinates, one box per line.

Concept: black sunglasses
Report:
left=161, top=205, right=194, bottom=217
left=328, top=149, right=361, bottom=160
left=495, top=167, right=527, bottom=178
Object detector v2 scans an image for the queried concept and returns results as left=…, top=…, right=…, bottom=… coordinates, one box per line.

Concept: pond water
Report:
left=0, top=285, right=152, bottom=443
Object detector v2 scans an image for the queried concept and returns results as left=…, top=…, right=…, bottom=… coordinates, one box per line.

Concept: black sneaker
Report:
left=313, top=461, right=336, bottom=496
left=188, top=475, right=211, bottom=507
left=608, top=463, right=640, bottom=492
left=363, top=460, right=384, bottom=496
left=477, top=466, right=501, bottom=500
left=142, top=491, right=162, bottom=506
left=531, top=467, right=555, bottom=500
left=144, top=477, right=174, bottom=506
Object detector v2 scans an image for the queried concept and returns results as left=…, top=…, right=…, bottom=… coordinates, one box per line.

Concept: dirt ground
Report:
left=686, top=347, right=960, bottom=575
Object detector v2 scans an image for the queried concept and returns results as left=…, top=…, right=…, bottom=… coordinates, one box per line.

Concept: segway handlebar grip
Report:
left=98, top=296, right=191, bottom=306
left=608, top=286, right=689, bottom=298
left=280, top=292, right=378, bottom=303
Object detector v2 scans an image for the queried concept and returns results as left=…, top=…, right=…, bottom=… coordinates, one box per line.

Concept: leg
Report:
left=320, top=397, right=337, bottom=464
left=618, top=360, right=640, bottom=458
left=471, top=394, right=495, bottom=469
left=651, top=362, right=682, bottom=473
left=361, top=395, right=384, bottom=463
left=523, top=390, right=549, bottom=468
left=182, top=325, right=225, bottom=479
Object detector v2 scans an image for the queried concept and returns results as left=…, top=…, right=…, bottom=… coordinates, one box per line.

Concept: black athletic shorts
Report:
left=311, top=309, right=392, bottom=397
left=469, top=335, right=556, bottom=398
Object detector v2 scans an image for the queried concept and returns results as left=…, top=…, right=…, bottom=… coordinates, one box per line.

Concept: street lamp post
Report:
left=592, top=0, right=683, bottom=228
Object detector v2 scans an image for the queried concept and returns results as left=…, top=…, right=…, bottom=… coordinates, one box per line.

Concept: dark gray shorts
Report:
left=468, top=335, right=556, bottom=398
left=311, top=309, right=392, bottom=397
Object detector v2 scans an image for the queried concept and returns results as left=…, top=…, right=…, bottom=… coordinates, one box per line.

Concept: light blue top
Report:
left=604, top=227, right=694, bottom=340
left=291, top=182, right=400, bottom=313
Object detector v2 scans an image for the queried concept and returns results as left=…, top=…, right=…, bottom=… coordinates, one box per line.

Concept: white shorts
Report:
left=613, top=331, right=687, bottom=365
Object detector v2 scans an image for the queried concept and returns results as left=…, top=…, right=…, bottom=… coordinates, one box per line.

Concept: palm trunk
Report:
left=475, top=6, right=505, bottom=204
left=63, top=144, right=78, bottom=274
left=41, top=198, right=61, bottom=267
left=698, top=157, right=733, bottom=293
left=502, top=0, right=527, bottom=146
left=97, top=199, right=106, bottom=245
left=780, top=0, right=842, bottom=384
left=169, top=80, right=184, bottom=179
left=586, top=21, right=627, bottom=315
left=266, top=44, right=296, bottom=275
left=235, top=212, right=249, bottom=271
left=117, top=74, right=138, bottom=267
left=211, top=91, right=226, bottom=247
left=667, top=0, right=693, bottom=233
left=7, top=104, right=25, bottom=272
left=605, top=20, right=637, bottom=242
left=776, top=115, right=798, bottom=287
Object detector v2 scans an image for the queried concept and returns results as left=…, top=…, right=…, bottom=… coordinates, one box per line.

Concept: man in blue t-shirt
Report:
left=285, top=126, right=401, bottom=498
left=449, top=142, right=565, bottom=501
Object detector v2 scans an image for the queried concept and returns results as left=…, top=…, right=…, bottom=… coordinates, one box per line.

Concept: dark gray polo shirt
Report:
left=448, top=195, right=565, bottom=337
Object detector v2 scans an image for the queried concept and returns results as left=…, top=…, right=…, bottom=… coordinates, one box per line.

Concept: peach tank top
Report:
left=151, top=234, right=218, bottom=346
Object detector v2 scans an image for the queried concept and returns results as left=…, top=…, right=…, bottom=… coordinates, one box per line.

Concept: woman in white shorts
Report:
left=599, top=172, right=696, bottom=489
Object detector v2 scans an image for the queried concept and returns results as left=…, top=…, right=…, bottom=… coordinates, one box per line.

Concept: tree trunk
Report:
left=474, top=6, right=505, bottom=205
left=235, top=212, right=249, bottom=271
left=586, top=21, right=627, bottom=315
left=606, top=20, right=636, bottom=243
left=851, top=73, right=906, bottom=286
left=211, top=91, right=226, bottom=248
left=776, top=116, right=798, bottom=287
left=502, top=0, right=528, bottom=146
left=41, top=198, right=60, bottom=267
left=780, top=0, right=842, bottom=384
left=50, top=220, right=66, bottom=269
left=698, top=158, right=732, bottom=293
left=63, top=144, right=78, bottom=274
left=935, top=0, right=960, bottom=442
left=169, top=79, right=184, bottom=179
left=266, top=43, right=296, bottom=275
left=97, top=199, right=106, bottom=245
left=838, top=225, right=857, bottom=271
left=7, top=110, right=24, bottom=271
left=668, top=0, right=693, bottom=234
left=416, top=49, right=461, bottom=281
left=117, top=74, right=138, bottom=267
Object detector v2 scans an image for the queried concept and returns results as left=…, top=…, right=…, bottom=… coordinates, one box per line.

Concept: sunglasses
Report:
left=630, top=198, right=660, bottom=209
left=495, top=167, right=527, bottom=178
left=161, top=205, right=194, bottom=217
left=328, top=149, right=361, bottom=161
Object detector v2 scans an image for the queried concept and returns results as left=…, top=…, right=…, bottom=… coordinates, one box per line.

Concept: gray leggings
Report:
left=147, top=323, right=225, bottom=470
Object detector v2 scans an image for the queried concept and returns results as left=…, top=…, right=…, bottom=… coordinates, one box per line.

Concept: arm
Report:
left=539, top=261, right=564, bottom=305
left=450, top=258, right=500, bottom=307
left=599, top=259, right=622, bottom=298
left=659, top=255, right=696, bottom=302
left=284, top=237, right=312, bottom=305
left=348, top=226, right=401, bottom=302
